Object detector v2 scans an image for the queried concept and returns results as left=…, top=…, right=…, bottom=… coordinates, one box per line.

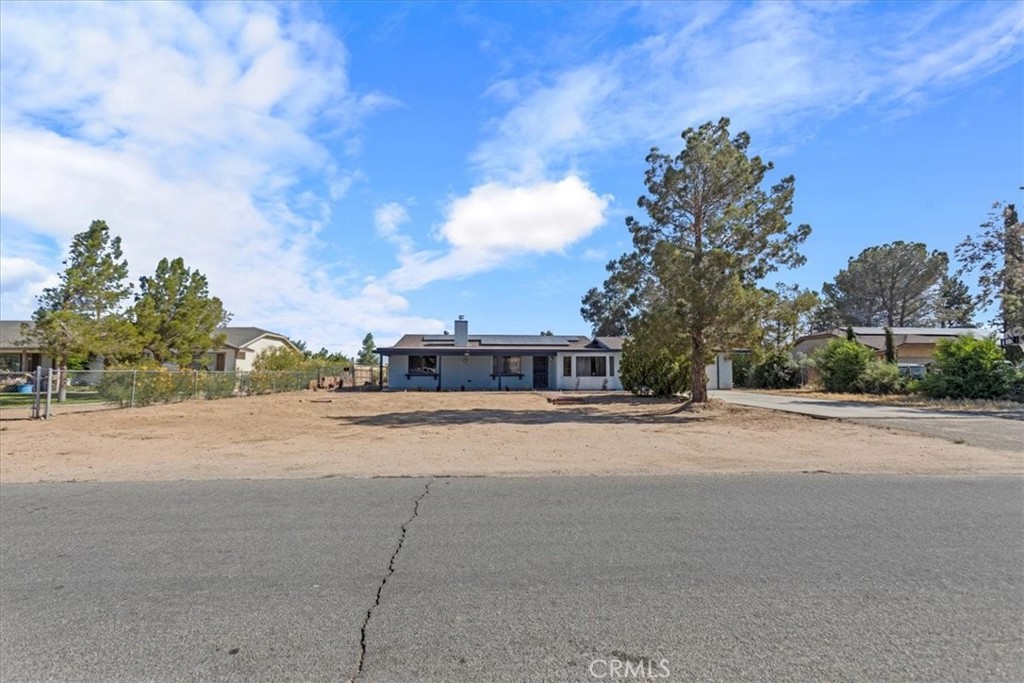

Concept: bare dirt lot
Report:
left=1, top=392, right=1020, bottom=483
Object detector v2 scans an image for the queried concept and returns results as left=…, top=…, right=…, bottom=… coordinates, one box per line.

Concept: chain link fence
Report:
left=0, top=365, right=386, bottom=421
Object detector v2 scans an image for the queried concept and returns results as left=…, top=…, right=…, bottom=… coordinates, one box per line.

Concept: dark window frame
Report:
left=492, top=355, right=523, bottom=377
left=407, top=355, right=438, bottom=375
left=576, top=356, right=608, bottom=377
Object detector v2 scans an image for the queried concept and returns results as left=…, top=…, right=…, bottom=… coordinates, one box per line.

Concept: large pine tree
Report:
left=31, top=220, right=134, bottom=400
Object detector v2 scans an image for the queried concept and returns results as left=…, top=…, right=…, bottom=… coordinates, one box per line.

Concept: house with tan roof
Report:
left=792, top=327, right=991, bottom=365
left=212, top=327, right=300, bottom=372
left=0, top=321, right=297, bottom=373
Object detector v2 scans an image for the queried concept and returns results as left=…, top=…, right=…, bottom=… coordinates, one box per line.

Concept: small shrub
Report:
left=750, top=350, right=800, bottom=389
left=201, top=372, right=237, bottom=399
left=921, top=335, right=1015, bottom=399
left=855, top=361, right=909, bottom=395
left=731, top=353, right=755, bottom=388
left=619, top=339, right=689, bottom=397
left=813, top=339, right=877, bottom=393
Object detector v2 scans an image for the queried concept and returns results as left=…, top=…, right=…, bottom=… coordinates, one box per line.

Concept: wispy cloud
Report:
left=373, top=201, right=414, bottom=254
left=471, top=2, right=1024, bottom=179
left=0, top=1, right=429, bottom=350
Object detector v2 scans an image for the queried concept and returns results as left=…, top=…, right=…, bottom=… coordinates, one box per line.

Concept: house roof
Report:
left=377, top=333, right=623, bottom=355
left=216, top=326, right=297, bottom=351
left=0, top=321, right=297, bottom=354
left=0, top=320, right=34, bottom=349
left=795, top=327, right=990, bottom=350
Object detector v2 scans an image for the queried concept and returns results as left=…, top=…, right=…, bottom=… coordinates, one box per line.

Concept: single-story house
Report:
left=376, top=317, right=733, bottom=391
left=792, top=327, right=991, bottom=365
left=0, top=321, right=51, bottom=372
left=211, top=327, right=301, bottom=372
left=0, top=321, right=297, bottom=373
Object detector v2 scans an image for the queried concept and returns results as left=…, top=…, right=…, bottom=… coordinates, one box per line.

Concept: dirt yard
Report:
left=1, top=392, right=1020, bottom=483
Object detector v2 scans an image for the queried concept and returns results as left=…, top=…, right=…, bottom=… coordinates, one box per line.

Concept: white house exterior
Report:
left=377, top=317, right=733, bottom=391
left=213, top=327, right=300, bottom=372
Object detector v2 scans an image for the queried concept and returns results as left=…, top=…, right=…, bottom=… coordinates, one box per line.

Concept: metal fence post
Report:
left=130, top=370, right=137, bottom=408
left=193, top=370, right=199, bottom=398
left=45, top=368, right=53, bottom=419
left=31, top=366, right=42, bottom=419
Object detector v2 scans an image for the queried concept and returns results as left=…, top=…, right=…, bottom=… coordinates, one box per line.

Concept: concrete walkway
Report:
left=711, top=390, right=1023, bottom=452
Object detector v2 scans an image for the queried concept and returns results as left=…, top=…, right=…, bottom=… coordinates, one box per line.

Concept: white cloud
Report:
left=0, top=1, right=413, bottom=350
left=384, top=175, right=609, bottom=291
left=473, top=2, right=1024, bottom=179
left=581, top=248, right=607, bottom=262
left=0, top=257, right=50, bottom=288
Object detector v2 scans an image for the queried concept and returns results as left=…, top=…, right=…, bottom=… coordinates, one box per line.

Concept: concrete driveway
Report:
left=712, top=390, right=1023, bottom=451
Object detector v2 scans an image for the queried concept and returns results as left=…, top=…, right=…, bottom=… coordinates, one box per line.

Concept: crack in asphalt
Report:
left=349, top=478, right=433, bottom=683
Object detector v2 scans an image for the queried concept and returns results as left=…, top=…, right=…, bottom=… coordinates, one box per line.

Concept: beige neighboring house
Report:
left=0, top=321, right=49, bottom=372
left=792, top=327, right=991, bottom=365
left=0, top=321, right=298, bottom=373
left=212, top=327, right=300, bottom=372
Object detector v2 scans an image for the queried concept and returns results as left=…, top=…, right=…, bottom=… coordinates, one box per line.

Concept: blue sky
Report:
left=1, top=1, right=1021, bottom=354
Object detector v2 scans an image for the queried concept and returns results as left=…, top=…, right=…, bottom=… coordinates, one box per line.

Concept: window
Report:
left=492, top=355, right=522, bottom=375
left=576, top=356, right=607, bottom=377
left=562, top=356, right=572, bottom=377
left=408, top=355, right=438, bottom=374
left=609, top=356, right=615, bottom=376
left=0, top=353, right=21, bottom=372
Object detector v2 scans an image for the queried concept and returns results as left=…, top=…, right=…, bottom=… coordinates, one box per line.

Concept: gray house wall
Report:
left=386, top=353, right=556, bottom=391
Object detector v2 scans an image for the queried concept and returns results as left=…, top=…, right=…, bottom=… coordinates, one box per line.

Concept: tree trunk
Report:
left=57, top=357, right=68, bottom=402
left=690, top=334, right=707, bottom=403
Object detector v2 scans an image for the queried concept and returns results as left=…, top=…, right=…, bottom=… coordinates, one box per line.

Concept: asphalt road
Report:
left=712, top=390, right=1024, bottom=451
left=1, top=475, right=1022, bottom=682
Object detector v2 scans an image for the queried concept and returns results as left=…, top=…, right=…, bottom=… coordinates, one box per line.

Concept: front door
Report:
left=532, top=356, right=549, bottom=389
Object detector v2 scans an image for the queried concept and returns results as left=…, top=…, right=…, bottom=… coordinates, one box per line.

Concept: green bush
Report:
left=97, top=366, right=196, bottom=406
left=619, top=339, right=689, bottom=397
left=96, top=370, right=137, bottom=406
left=731, top=353, right=755, bottom=388
left=750, top=350, right=800, bottom=389
left=200, top=372, right=237, bottom=399
left=855, top=360, right=909, bottom=395
left=813, top=339, right=877, bottom=393
left=920, top=335, right=1015, bottom=399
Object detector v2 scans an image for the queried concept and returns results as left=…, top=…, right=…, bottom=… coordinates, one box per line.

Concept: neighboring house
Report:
left=376, top=317, right=733, bottom=391
left=792, top=327, right=990, bottom=365
left=0, top=321, right=298, bottom=373
left=0, top=321, right=48, bottom=372
left=212, top=327, right=300, bottom=372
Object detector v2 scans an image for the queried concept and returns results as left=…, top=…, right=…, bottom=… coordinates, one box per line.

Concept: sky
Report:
left=0, top=1, right=1021, bottom=355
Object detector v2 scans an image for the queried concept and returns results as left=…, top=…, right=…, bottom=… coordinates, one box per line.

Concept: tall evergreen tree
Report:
left=819, top=241, right=948, bottom=327
left=956, top=202, right=1023, bottom=341
left=934, top=276, right=976, bottom=328
left=586, top=118, right=811, bottom=402
left=358, top=333, right=378, bottom=366
left=131, top=257, right=230, bottom=366
left=30, top=220, right=133, bottom=399
left=760, top=283, right=820, bottom=350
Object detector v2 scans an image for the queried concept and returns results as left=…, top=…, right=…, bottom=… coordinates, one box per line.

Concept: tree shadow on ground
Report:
left=325, top=401, right=715, bottom=428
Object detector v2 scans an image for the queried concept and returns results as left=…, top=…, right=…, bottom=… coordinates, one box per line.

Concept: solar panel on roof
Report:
left=476, top=335, right=575, bottom=346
